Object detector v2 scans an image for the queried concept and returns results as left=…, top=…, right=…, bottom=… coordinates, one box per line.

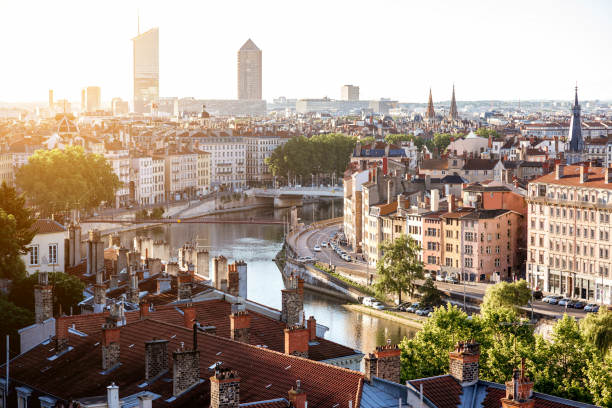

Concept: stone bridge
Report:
left=247, top=187, right=343, bottom=208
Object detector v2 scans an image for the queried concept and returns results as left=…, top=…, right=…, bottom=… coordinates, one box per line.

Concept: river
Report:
left=114, top=199, right=418, bottom=353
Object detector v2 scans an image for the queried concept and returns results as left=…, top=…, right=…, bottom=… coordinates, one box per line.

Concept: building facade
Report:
left=133, top=27, right=160, bottom=114
left=341, top=85, right=359, bottom=101
left=237, top=39, right=262, bottom=100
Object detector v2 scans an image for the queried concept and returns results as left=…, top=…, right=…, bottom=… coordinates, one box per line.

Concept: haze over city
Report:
left=2, top=0, right=612, bottom=103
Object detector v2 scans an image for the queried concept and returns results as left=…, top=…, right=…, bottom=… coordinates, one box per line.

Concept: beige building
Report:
left=164, top=152, right=198, bottom=200
left=0, top=152, right=13, bottom=186
left=527, top=164, right=612, bottom=305
left=237, top=39, right=262, bottom=100
left=197, top=151, right=212, bottom=195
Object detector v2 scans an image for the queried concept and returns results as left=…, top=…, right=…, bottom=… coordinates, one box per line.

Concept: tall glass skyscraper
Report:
left=237, top=39, right=262, bottom=100
left=133, top=27, right=159, bottom=114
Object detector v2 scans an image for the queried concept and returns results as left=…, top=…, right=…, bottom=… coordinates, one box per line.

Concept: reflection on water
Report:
left=115, top=199, right=418, bottom=351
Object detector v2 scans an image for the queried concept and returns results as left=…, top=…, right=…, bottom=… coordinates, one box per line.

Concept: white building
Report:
left=192, top=133, right=247, bottom=190
left=245, top=135, right=289, bottom=186
left=163, top=152, right=199, bottom=200
left=446, top=131, right=489, bottom=157
left=22, top=220, right=68, bottom=275
left=131, top=156, right=165, bottom=205
left=104, top=150, right=130, bottom=207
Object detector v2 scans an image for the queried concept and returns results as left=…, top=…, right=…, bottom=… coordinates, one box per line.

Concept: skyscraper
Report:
left=85, top=86, right=101, bottom=112
left=341, top=85, right=359, bottom=101
left=449, top=85, right=458, bottom=121
left=237, top=39, right=262, bottom=100
left=133, top=27, right=159, bottom=114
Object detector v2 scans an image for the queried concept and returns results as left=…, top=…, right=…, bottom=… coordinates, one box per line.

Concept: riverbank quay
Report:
left=343, top=304, right=425, bottom=329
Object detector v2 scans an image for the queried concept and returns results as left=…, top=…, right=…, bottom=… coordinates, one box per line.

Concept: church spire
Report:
left=449, top=84, right=458, bottom=121
left=426, top=88, right=435, bottom=121
left=567, top=84, right=584, bottom=163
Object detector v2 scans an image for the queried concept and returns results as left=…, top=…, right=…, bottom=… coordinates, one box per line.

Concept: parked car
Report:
left=371, top=302, right=385, bottom=310
left=424, top=272, right=432, bottom=279
left=313, top=245, right=321, bottom=252
left=547, top=295, right=564, bottom=305
left=558, top=298, right=572, bottom=306
left=344, top=255, right=352, bottom=262
left=445, top=276, right=459, bottom=284
left=572, top=301, right=586, bottom=309
left=362, top=297, right=376, bottom=307
left=532, top=290, right=543, bottom=300
left=584, top=304, right=600, bottom=313
left=406, top=302, right=421, bottom=313
left=436, top=275, right=445, bottom=282
left=397, top=302, right=411, bottom=311
left=565, top=299, right=577, bottom=308
left=416, top=307, right=433, bottom=316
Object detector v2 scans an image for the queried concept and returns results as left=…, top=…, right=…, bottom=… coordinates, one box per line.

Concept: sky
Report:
left=1, top=0, right=611, bottom=104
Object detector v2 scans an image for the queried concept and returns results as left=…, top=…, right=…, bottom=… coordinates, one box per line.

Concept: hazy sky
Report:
left=1, top=0, right=611, bottom=103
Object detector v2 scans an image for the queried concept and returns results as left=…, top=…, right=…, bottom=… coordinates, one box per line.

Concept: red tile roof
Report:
left=531, top=165, right=612, bottom=189
left=4, top=319, right=363, bottom=407
left=31, top=219, right=66, bottom=234
left=408, top=375, right=462, bottom=408
left=481, top=385, right=583, bottom=408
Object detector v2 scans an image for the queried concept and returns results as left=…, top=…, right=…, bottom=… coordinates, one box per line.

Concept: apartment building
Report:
left=193, top=133, right=247, bottom=190
left=343, top=168, right=369, bottom=251
left=163, top=152, right=198, bottom=200
left=423, top=212, right=443, bottom=276
left=0, top=151, right=13, bottom=186
left=245, top=135, right=289, bottom=186
left=527, top=164, right=612, bottom=305
left=131, top=156, right=166, bottom=205
left=103, top=149, right=130, bottom=207
left=197, top=151, right=212, bottom=195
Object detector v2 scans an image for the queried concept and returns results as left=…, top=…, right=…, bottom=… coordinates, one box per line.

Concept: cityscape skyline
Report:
left=1, top=0, right=612, bottom=104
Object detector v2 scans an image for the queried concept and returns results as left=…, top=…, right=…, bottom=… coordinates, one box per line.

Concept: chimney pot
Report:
left=102, top=324, right=121, bottom=371
left=580, top=164, right=589, bottom=183
left=230, top=311, right=251, bottom=343
left=307, top=316, right=317, bottom=341
left=449, top=341, right=480, bottom=386
left=210, top=367, right=240, bottom=408
left=288, top=379, right=308, bottom=408
left=183, top=305, right=196, bottom=329
left=284, top=326, right=309, bottom=358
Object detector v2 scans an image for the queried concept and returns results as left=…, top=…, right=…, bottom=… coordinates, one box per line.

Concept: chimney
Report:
left=177, top=271, right=192, bottom=301
left=145, top=339, right=169, bottom=381
left=102, top=318, right=121, bottom=371
left=107, top=383, right=119, bottom=408
left=230, top=311, right=251, bottom=343
left=93, top=283, right=107, bottom=314
left=284, top=325, right=309, bottom=358
left=139, top=300, right=151, bottom=319
left=555, top=164, right=565, bottom=180
left=212, top=256, right=228, bottom=291
left=580, top=164, right=589, bottom=183
left=196, top=250, right=210, bottom=279
left=172, top=342, right=200, bottom=396
left=288, top=380, right=307, bottom=408
left=431, top=189, right=439, bottom=212
left=425, top=174, right=431, bottom=191
left=501, top=361, right=534, bottom=408
left=448, top=194, right=456, bottom=213
left=281, top=277, right=303, bottom=326
left=307, top=316, right=317, bottom=341
left=210, top=368, right=240, bottom=408
left=372, top=341, right=401, bottom=383
left=364, top=353, right=378, bottom=383
left=34, top=271, right=52, bottom=324
left=156, top=273, right=171, bottom=294
left=387, top=179, right=394, bottom=204
left=166, top=261, right=179, bottom=276
left=227, top=263, right=239, bottom=297
left=109, top=274, right=120, bottom=290
left=127, top=267, right=140, bottom=304
left=137, top=395, right=153, bottom=408
left=55, top=315, right=69, bottom=353
left=183, top=304, right=197, bottom=329
left=449, top=340, right=480, bottom=386
left=606, top=167, right=612, bottom=184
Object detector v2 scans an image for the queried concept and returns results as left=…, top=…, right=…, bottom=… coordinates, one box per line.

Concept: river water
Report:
left=115, top=199, right=418, bottom=352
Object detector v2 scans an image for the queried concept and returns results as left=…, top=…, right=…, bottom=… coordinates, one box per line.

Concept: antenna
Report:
left=137, top=9, right=140, bottom=35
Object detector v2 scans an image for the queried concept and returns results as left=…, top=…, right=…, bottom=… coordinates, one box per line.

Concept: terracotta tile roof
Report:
left=408, top=375, right=462, bottom=408
left=531, top=165, right=612, bottom=189
left=3, top=319, right=363, bottom=407
left=31, top=219, right=66, bottom=234
left=462, top=159, right=499, bottom=171
left=373, top=201, right=398, bottom=216
left=481, top=385, right=588, bottom=408
left=420, top=159, right=449, bottom=170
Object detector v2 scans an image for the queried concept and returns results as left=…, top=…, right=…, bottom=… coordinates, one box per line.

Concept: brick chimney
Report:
left=145, top=339, right=169, bottom=381
left=284, top=325, right=309, bottom=358
left=34, top=271, right=52, bottom=324
left=605, top=167, right=612, bottom=184
left=102, top=318, right=121, bottom=371
left=183, top=304, right=197, bottom=329
left=55, top=315, right=69, bottom=353
left=449, top=340, right=480, bottom=386
left=172, top=342, right=200, bottom=396
left=448, top=194, right=456, bottom=213
left=281, top=276, right=303, bottom=326
left=580, top=164, right=589, bottom=183
left=288, top=380, right=307, bottom=408
left=373, top=341, right=401, bottom=383
left=307, top=316, right=317, bottom=341
left=501, top=361, right=534, bottom=408
left=230, top=311, right=251, bottom=343
left=227, top=263, right=239, bottom=297
left=177, top=271, right=192, bottom=301
left=364, top=353, right=378, bottom=383
left=127, top=267, right=140, bottom=304
left=139, top=300, right=151, bottom=319
left=210, top=367, right=240, bottom=408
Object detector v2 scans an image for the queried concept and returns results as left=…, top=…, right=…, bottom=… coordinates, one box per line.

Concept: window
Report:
left=495, top=258, right=500, bottom=267
left=48, top=244, right=57, bottom=265
left=465, top=258, right=473, bottom=268
left=29, top=245, right=39, bottom=265
left=446, top=243, right=453, bottom=252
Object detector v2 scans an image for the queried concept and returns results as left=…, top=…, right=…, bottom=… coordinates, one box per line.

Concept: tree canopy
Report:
left=375, top=235, right=424, bottom=303
left=481, top=280, right=532, bottom=312
left=265, top=133, right=357, bottom=180
left=15, top=146, right=121, bottom=216
left=0, top=183, right=35, bottom=280
left=0, top=182, right=35, bottom=252
left=10, top=272, right=85, bottom=316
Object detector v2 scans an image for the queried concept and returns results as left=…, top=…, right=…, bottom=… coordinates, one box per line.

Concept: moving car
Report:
left=445, top=276, right=459, bottom=284
left=371, top=301, right=385, bottom=310
left=313, top=245, right=321, bottom=252
left=362, top=297, right=376, bottom=307
left=436, top=275, right=445, bottom=282
left=321, top=241, right=328, bottom=248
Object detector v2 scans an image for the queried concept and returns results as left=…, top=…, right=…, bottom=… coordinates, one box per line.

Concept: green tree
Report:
left=476, top=128, right=501, bottom=139
left=375, top=235, right=424, bottom=303
left=481, top=280, right=531, bottom=312
left=15, top=146, right=121, bottom=217
left=581, top=308, right=612, bottom=356
left=433, top=133, right=453, bottom=153
left=384, top=134, right=412, bottom=145
left=0, top=182, right=35, bottom=253
left=0, top=209, right=26, bottom=280
left=9, top=272, right=84, bottom=316
left=418, top=277, right=443, bottom=307
left=0, top=296, right=34, bottom=351
left=585, top=353, right=612, bottom=407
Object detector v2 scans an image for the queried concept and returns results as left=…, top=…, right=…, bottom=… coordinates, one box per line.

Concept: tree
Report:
left=9, top=272, right=84, bottom=316
left=481, top=280, right=531, bottom=312
left=384, top=134, right=412, bottom=145
left=581, top=308, right=612, bottom=356
left=0, top=182, right=35, bottom=253
left=476, top=128, right=501, bottom=139
left=15, top=146, right=121, bottom=216
left=433, top=133, right=453, bottom=153
left=375, top=235, right=424, bottom=303
left=0, top=296, right=34, bottom=351
left=0, top=209, right=26, bottom=280
left=418, top=277, right=443, bottom=307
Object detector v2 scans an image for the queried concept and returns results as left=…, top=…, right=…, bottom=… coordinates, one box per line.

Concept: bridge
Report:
left=82, top=217, right=286, bottom=225
left=247, top=186, right=343, bottom=208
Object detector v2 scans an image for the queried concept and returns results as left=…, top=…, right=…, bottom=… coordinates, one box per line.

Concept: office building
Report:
left=341, top=85, right=359, bottom=101
left=237, top=39, right=262, bottom=100
left=133, top=27, right=159, bottom=114
left=84, top=86, right=101, bottom=113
